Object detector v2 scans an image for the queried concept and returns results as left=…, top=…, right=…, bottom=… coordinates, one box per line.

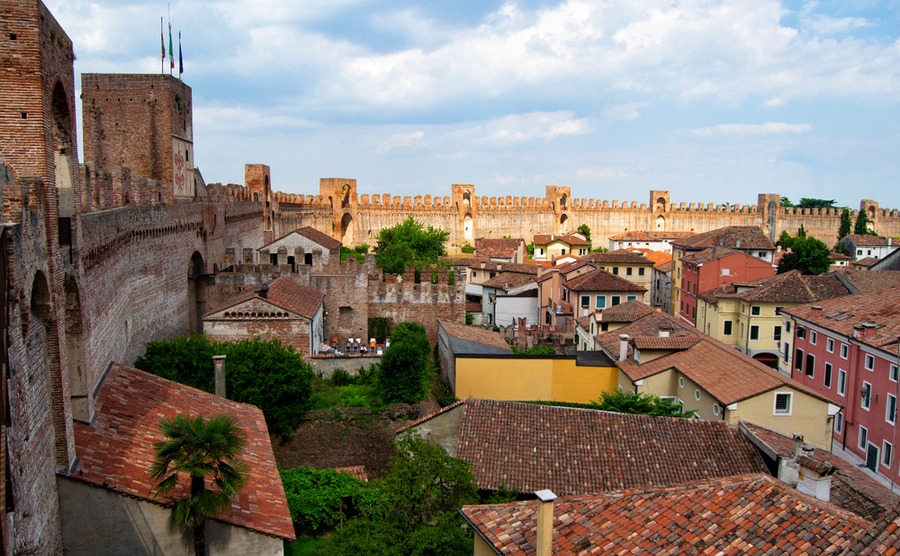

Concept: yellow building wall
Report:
left=635, top=369, right=725, bottom=420
left=725, top=388, right=834, bottom=449
left=473, top=535, right=496, bottom=556
left=455, top=357, right=618, bottom=403
left=739, top=301, right=789, bottom=357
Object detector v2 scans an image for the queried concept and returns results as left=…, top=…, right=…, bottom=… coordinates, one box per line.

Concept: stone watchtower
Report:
left=757, top=193, right=782, bottom=242
left=81, top=74, right=194, bottom=203
left=319, top=178, right=358, bottom=245
left=452, top=184, right=476, bottom=245
left=245, top=164, right=274, bottom=243
left=860, top=199, right=879, bottom=232
left=545, top=185, right=571, bottom=234
left=650, top=190, right=670, bottom=230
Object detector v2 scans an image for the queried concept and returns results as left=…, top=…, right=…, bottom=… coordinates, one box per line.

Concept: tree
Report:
left=780, top=196, right=794, bottom=208
left=150, top=414, right=249, bottom=556
left=280, top=466, right=368, bottom=534
left=777, top=235, right=833, bottom=275
left=797, top=198, right=837, bottom=209
left=838, top=209, right=852, bottom=240
left=376, top=322, right=431, bottom=404
left=374, top=217, right=449, bottom=274
left=855, top=210, right=876, bottom=235
left=591, top=390, right=695, bottom=418
left=135, top=336, right=314, bottom=438
left=577, top=224, right=592, bottom=242
left=776, top=230, right=794, bottom=251
left=326, top=433, right=478, bottom=555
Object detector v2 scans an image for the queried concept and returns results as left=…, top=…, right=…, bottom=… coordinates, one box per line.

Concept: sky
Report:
left=44, top=0, right=900, bottom=209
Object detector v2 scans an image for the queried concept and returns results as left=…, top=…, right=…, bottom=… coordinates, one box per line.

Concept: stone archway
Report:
left=559, top=214, right=569, bottom=234
left=463, top=213, right=474, bottom=244
left=187, top=252, right=207, bottom=332
left=51, top=81, right=76, bottom=217
left=656, top=215, right=665, bottom=229
left=340, top=213, right=354, bottom=246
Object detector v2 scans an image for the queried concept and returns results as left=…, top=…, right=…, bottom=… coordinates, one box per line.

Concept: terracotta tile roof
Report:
left=335, top=465, right=369, bottom=482
left=595, top=312, right=829, bottom=405
left=632, top=336, right=702, bottom=351
left=438, top=320, right=514, bottom=352
left=597, top=300, right=656, bottom=323
left=583, top=251, right=654, bottom=265
left=461, top=473, right=869, bottom=555
left=833, top=269, right=900, bottom=294
left=566, top=268, right=646, bottom=293
left=672, top=226, right=775, bottom=251
left=740, top=421, right=900, bottom=522
left=206, top=277, right=324, bottom=319
left=475, top=238, right=524, bottom=259
left=832, top=251, right=853, bottom=261
left=845, top=234, right=893, bottom=247
left=854, top=257, right=879, bottom=268
left=481, top=271, right=537, bottom=291
left=733, top=270, right=851, bottom=304
left=69, top=365, right=295, bottom=540
left=635, top=250, right=674, bottom=267
left=655, top=259, right=674, bottom=272
left=682, top=246, right=748, bottom=265
left=608, top=230, right=695, bottom=242
left=781, top=286, right=900, bottom=355
left=295, top=226, right=342, bottom=250
left=466, top=260, right=540, bottom=275
left=533, top=233, right=590, bottom=246
left=698, top=284, right=740, bottom=304
left=555, top=259, right=595, bottom=276
left=396, top=399, right=466, bottom=434
left=454, top=399, right=767, bottom=495
left=848, top=512, right=900, bottom=555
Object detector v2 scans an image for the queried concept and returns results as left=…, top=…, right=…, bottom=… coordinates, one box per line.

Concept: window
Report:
left=774, top=392, right=792, bottom=415
left=626, top=295, right=636, bottom=302
left=835, top=412, right=843, bottom=434
left=805, top=353, right=815, bottom=377
left=751, top=306, right=761, bottom=316
left=824, top=363, right=833, bottom=389
left=581, top=295, right=590, bottom=308
left=892, top=365, right=899, bottom=382
left=679, top=377, right=685, bottom=388
left=865, top=354, right=875, bottom=371
left=611, top=296, right=621, bottom=306
left=883, top=441, right=893, bottom=468
left=786, top=321, right=791, bottom=333
left=724, top=321, right=733, bottom=335
left=626, top=267, right=633, bottom=276
left=857, top=249, right=863, bottom=256
left=841, top=344, right=849, bottom=359
left=810, top=331, right=817, bottom=345
left=783, top=341, right=791, bottom=363
left=887, top=394, right=897, bottom=425
left=638, top=268, right=645, bottom=276
left=797, top=326, right=806, bottom=339
left=794, top=348, right=804, bottom=373
left=859, top=426, right=869, bottom=451
left=826, top=338, right=834, bottom=353
left=862, top=382, right=872, bottom=410
left=750, top=326, right=759, bottom=341
left=613, top=267, right=619, bottom=275
left=774, top=326, right=781, bottom=343
left=838, top=369, right=847, bottom=396
left=713, top=403, right=721, bottom=416
left=596, top=295, right=606, bottom=309
left=694, top=389, right=702, bottom=401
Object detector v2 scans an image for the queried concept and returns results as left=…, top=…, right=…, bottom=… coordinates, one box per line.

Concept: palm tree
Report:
left=150, top=414, right=250, bottom=556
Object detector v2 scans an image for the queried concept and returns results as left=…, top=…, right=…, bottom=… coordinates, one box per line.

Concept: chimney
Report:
left=213, top=355, right=227, bottom=398
left=535, top=490, right=557, bottom=556
left=792, top=433, right=804, bottom=458
left=735, top=238, right=742, bottom=249
left=619, top=334, right=629, bottom=361
left=260, top=283, right=270, bottom=298
left=809, top=305, right=822, bottom=317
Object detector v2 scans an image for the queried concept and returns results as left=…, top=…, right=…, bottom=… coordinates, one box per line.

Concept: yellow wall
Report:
left=473, top=535, right=496, bottom=556
left=725, top=388, right=834, bottom=449
left=456, top=357, right=618, bottom=403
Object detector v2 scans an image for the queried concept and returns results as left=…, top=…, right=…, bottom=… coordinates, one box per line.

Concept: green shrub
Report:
left=280, top=467, right=368, bottom=533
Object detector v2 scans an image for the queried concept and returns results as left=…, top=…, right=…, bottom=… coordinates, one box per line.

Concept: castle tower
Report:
left=861, top=199, right=879, bottom=232
left=451, top=184, right=476, bottom=245
left=545, top=185, right=571, bottom=234
left=650, top=190, right=670, bottom=230
left=81, top=74, right=194, bottom=203
left=758, top=193, right=781, bottom=241
left=246, top=164, right=274, bottom=243
left=320, top=178, right=357, bottom=245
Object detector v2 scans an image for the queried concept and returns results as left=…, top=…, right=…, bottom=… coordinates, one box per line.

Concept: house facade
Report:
left=781, top=287, right=900, bottom=485
left=532, top=233, right=590, bottom=261
left=607, top=230, right=695, bottom=253
left=839, top=234, right=899, bottom=262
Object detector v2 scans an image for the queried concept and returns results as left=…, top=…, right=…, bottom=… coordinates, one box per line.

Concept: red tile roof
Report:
left=566, top=268, right=646, bottom=293
left=740, top=421, right=899, bottom=521
left=725, top=270, right=851, bottom=304
left=672, top=226, right=775, bottom=251
left=475, top=238, right=524, bottom=259
left=206, top=277, right=324, bottom=319
left=597, top=300, right=656, bottom=323
left=833, top=269, right=900, bottom=293
left=533, top=233, right=590, bottom=246
left=845, top=234, right=893, bottom=247
left=295, top=226, right=343, bottom=250
left=781, top=286, right=900, bottom=355
left=452, top=399, right=767, bottom=495
left=480, top=271, right=538, bottom=291
left=438, top=320, right=513, bottom=352
left=583, top=251, right=654, bottom=265
left=69, top=365, right=295, bottom=540
left=853, top=257, right=879, bottom=268
left=595, top=311, right=830, bottom=405
left=461, top=474, right=870, bottom=555
left=632, top=335, right=702, bottom=351
left=608, top=230, right=695, bottom=242
left=466, top=260, right=540, bottom=275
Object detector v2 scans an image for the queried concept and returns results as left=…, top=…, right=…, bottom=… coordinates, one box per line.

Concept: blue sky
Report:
left=45, top=0, right=900, bottom=209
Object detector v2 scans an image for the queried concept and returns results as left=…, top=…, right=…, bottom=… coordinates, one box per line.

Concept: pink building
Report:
left=782, top=287, right=900, bottom=484
left=678, top=247, right=775, bottom=326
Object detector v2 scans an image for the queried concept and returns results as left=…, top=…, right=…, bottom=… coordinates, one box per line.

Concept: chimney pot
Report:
left=792, top=433, right=804, bottom=458
left=619, top=334, right=630, bottom=362
left=810, top=305, right=823, bottom=317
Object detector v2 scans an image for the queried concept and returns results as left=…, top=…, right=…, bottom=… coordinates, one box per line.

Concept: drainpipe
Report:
left=535, top=490, right=557, bottom=556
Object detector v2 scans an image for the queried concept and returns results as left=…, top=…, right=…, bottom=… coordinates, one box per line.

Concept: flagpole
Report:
left=160, top=17, right=164, bottom=74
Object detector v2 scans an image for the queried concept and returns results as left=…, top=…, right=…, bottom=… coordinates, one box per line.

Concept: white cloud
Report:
left=601, top=103, right=644, bottom=121
left=690, top=122, right=812, bottom=137
left=376, top=130, right=427, bottom=153
left=473, top=111, right=592, bottom=147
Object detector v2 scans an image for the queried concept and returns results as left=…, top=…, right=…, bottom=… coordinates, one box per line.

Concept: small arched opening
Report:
left=51, top=82, right=76, bottom=218
left=560, top=194, right=568, bottom=210
left=656, top=215, right=666, bottom=230
left=187, top=252, right=207, bottom=332
left=752, top=352, right=779, bottom=369
left=463, top=213, right=474, bottom=244
left=656, top=197, right=666, bottom=212
left=559, top=214, right=569, bottom=235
